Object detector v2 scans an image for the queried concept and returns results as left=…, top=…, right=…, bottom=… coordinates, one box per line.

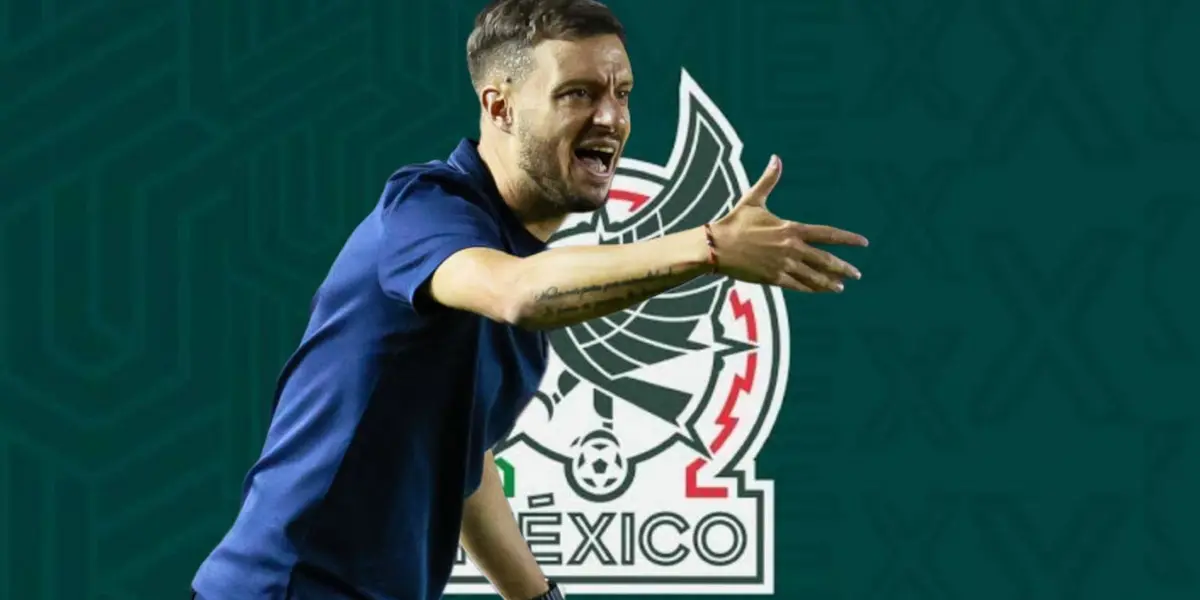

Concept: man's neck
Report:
left=477, top=138, right=566, bottom=243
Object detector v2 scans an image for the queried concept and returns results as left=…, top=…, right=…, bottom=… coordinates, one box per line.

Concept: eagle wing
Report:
left=547, top=90, right=744, bottom=431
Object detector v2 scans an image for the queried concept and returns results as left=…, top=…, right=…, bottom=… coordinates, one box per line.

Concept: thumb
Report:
left=739, top=155, right=782, bottom=207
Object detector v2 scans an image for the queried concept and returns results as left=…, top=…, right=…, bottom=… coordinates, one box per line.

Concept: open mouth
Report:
left=573, top=145, right=617, bottom=176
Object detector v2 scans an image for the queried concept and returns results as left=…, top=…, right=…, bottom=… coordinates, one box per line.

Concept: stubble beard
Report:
left=515, top=125, right=604, bottom=215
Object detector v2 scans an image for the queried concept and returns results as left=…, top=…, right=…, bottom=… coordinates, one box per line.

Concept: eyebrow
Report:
left=553, top=77, right=634, bottom=92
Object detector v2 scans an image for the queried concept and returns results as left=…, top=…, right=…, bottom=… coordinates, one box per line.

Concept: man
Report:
left=190, top=0, right=867, bottom=598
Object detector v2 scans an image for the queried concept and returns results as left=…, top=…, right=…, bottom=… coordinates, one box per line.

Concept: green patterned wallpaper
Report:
left=1, top=0, right=1197, bottom=598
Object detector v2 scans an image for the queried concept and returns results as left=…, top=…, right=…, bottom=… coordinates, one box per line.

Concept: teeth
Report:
left=575, top=144, right=617, bottom=174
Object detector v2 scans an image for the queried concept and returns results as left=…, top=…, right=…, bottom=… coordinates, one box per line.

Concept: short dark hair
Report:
left=466, top=0, right=626, bottom=89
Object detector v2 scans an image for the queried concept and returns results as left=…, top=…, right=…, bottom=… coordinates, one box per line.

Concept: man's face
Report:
left=510, top=34, right=632, bottom=213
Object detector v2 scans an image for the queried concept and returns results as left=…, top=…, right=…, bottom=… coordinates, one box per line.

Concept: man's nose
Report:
left=592, top=96, right=626, bottom=130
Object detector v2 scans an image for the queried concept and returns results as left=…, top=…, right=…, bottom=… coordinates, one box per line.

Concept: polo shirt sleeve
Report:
left=376, top=175, right=506, bottom=314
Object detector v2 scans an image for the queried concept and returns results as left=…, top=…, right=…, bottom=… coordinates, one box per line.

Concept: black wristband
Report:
left=528, top=579, right=564, bottom=600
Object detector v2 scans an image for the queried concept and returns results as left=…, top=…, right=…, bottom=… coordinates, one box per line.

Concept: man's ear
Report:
left=480, top=81, right=514, bottom=134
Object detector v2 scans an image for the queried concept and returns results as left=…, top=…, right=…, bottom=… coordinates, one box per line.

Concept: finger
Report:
left=789, top=261, right=844, bottom=293
left=775, top=272, right=815, bottom=293
left=740, top=155, right=782, bottom=207
left=800, top=246, right=861, bottom=280
left=797, top=224, right=869, bottom=247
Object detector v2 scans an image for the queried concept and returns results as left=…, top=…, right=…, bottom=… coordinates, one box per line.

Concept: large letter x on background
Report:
left=974, top=0, right=1133, bottom=164
left=970, top=230, right=1134, bottom=427
left=854, top=0, right=965, bottom=120
left=858, top=161, right=963, bottom=283
left=972, top=493, right=1133, bottom=600
left=861, top=493, right=960, bottom=600
left=856, top=328, right=964, bottom=452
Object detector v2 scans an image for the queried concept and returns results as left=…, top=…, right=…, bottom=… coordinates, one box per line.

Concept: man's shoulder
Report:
left=380, top=158, right=486, bottom=212
left=372, top=156, right=517, bottom=250
left=386, top=158, right=463, bottom=186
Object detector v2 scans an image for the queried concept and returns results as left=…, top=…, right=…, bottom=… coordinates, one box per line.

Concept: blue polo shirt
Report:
left=191, top=139, right=549, bottom=600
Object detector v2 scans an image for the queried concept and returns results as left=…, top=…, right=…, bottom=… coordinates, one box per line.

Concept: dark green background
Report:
left=2, top=0, right=1197, bottom=598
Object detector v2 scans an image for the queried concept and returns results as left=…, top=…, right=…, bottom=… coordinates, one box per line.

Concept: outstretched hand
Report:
left=710, top=155, right=868, bottom=292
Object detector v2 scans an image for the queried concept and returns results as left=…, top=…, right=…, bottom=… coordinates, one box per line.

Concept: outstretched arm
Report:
left=430, top=227, right=710, bottom=329
left=460, top=450, right=549, bottom=600
left=427, top=155, right=867, bottom=329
